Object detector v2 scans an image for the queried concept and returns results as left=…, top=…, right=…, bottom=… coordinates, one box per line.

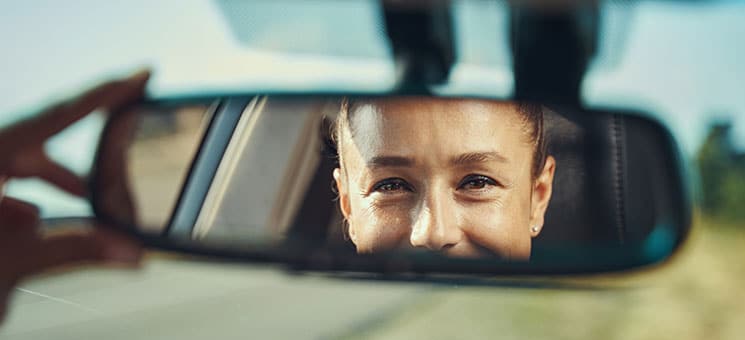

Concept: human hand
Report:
left=0, top=70, right=150, bottom=323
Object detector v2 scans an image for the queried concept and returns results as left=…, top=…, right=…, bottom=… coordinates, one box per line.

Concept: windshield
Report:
left=6, top=0, right=738, bottom=218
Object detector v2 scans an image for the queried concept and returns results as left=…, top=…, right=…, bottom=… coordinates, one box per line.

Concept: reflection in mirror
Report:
left=92, top=96, right=688, bottom=267
left=93, top=101, right=215, bottom=233
left=329, top=98, right=555, bottom=260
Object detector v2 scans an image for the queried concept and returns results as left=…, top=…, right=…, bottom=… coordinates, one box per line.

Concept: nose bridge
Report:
left=410, top=182, right=461, bottom=250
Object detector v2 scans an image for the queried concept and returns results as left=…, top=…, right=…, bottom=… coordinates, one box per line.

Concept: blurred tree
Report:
left=696, top=121, right=745, bottom=220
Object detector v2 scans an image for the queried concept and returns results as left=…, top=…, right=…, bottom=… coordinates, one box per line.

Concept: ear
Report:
left=529, top=156, right=556, bottom=238
left=333, top=168, right=355, bottom=241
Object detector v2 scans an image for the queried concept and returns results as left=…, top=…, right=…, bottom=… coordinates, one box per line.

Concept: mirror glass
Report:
left=91, top=96, right=689, bottom=270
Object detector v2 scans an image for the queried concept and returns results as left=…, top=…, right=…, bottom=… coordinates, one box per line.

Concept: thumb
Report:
left=20, top=229, right=142, bottom=277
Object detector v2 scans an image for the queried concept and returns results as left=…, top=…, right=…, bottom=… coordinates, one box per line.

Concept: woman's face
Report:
left=333, top=98, right=555, bottom=260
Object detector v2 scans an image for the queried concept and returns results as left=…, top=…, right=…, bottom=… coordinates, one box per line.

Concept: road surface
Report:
left=1, top=257, right=425, bottom=339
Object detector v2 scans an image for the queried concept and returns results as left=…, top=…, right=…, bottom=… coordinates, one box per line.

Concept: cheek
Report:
left=461, top=190, right=533, bottom=259
left=348, top=198, right=412, bottom=253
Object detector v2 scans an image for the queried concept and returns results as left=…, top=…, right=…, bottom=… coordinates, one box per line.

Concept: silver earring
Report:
left=531, top=225, right=539, bottom=233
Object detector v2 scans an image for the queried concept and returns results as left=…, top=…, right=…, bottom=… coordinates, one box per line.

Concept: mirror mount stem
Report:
left=510, top=3, right=599, bottom=106
left=382, top=0, right=455, bottom=94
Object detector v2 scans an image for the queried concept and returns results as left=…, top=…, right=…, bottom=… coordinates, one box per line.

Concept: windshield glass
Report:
left=0, top=0, right=742, bottom=217
left=584, top=1, right=745, bottom=154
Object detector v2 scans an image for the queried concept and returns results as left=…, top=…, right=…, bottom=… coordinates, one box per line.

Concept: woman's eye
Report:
left=372, top=178, right=412, bottom=193
left=459, top=175, right=498, bottom=190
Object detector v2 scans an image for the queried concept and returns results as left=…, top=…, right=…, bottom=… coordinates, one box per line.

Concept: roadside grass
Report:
left=346, top=216, right=745, bottom=340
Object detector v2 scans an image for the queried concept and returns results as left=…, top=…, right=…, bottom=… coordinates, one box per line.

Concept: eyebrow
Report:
left=367, top=156, right=414, bottom=168
left=365, top=151, right=507, bottom=169
left=450, top=151, right=508, bottom=166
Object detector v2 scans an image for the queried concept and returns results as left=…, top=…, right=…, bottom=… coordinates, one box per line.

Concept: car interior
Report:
left=179, top=97, right=684, bottom=260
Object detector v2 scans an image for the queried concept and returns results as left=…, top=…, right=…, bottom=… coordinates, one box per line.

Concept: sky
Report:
left=0, top=0, right=743, bottom=216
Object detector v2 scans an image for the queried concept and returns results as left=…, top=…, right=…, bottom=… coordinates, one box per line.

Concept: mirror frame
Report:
left=90, top=92, right=693, bottom=276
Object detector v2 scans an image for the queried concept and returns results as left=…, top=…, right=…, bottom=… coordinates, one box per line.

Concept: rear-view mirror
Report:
left=90, top=95, right=691, bottom=275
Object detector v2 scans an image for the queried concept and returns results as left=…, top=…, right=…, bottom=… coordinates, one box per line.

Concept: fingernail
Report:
left=104, top=242, right=142, bottom=263
left=129, top=68, right=151, bottom=83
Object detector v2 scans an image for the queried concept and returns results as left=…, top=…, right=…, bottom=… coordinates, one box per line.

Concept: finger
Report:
left=105, top=70, right=151, bottom=113
left=34, top=157, right=87, bottom=197
left=2, top=148, right=87, bottom=197
left=93, top=110, right=139, bottom=225
left=19, top=229, right=142, bottom=277
left=0, top=69, right=150, bottom=148
left=33, top=69, right=150, bottom=139
left=0, top=197, right=39, bottom=231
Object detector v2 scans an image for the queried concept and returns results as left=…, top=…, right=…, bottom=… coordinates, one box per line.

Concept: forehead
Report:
left=351, top=97, right=523, bottom=128
left=342, top=97, right=531, bottom=161
left=353, top=97, right=521, bottom=119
